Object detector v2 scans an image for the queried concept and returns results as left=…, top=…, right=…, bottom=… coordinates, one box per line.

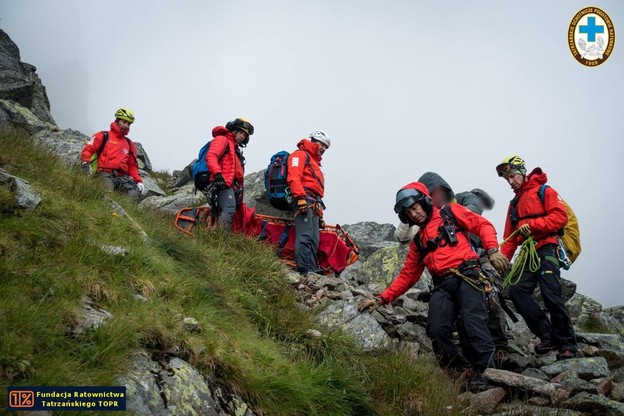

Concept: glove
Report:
left=212, top=173, right=226, bottom=189
left=358, top=297, right=381, bottom=313
left=518, top=224, right=531, bottom=236
left=137, top=182, right=146, bottom=195
left=489, top=250, right=510, bottom=275
left=319, top=217, right=326, bottom=229
left=81, top=162, right=91, bottom=175
left=296, top=198, right=308, bottom=215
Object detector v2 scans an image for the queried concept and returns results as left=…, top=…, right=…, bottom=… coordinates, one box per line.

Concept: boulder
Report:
left=483, top=368, right=562, bottom=397
left=540, top=357, right=610, bottom=380
left=566, top=293, right=604, bottom=328
left=341, top=222, right=397, bottom=260
left=139, top=184, right=205, bottom=214
left=563, top=391, right=624, bottom=415
left=0, top=170, right=41, bottom=210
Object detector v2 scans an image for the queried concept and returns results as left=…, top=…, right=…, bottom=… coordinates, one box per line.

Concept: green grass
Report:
left=0, top=127, right=464, bottom=415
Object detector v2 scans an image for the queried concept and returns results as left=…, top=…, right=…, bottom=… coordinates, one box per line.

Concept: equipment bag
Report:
left=264, top=151, right=310, bottom=210
left=191, top=141, right=229, bottom=192
left=538, top=185, right=581, bottom=265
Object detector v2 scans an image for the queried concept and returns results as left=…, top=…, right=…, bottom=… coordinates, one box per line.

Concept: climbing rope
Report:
left=501, top=235, right=540, bottom=288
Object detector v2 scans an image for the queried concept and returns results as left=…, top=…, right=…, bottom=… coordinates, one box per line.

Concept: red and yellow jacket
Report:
left=80, top=122, right=142, bottom=183
left=207, top=126, right=244, bottom=188
left=286, top=139, right=325, bottom=200
left=501, top=168, right=568, bottom=260
left=380, top=184, right=500, bottom=304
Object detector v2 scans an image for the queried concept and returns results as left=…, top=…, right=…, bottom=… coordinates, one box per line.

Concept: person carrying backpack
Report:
left=80, top=108, right=146, bottom=198
left=206, top=117, right=254, bottom=229
left=496, top=155, right=577, bottom=360
left=359, top=182, right=509, bottom=381
left=286, top=131, right=329, bottom=275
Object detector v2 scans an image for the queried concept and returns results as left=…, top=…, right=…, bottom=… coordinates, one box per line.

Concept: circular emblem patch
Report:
left=568, top=7, right=615, bottom=67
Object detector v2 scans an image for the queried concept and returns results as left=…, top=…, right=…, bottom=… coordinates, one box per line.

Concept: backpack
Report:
left=509, top=185, right=581, bottom=265
left=264, top=151, right=310, bottom=210
left=191, top=141, right=229, bottom=191
left=89, top=131, right=136, bottom=172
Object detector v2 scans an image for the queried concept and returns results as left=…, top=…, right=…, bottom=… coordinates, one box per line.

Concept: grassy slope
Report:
left=0, top=128, right=462, bottom=415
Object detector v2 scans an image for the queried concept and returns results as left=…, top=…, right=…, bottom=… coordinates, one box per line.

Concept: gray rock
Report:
left=493, top=403, right=585, bottom=415
left=134, top=142, right=152, bottom=171
left=139, top=171, right=166, bottom=197
left=316, top=276, right=346, bottom=291
left=395, top=322, right=422, bottom=342
left=31, top=127, right=87, bottom=165
left=168, top=165, right=192, bottom=190
left=341, top=221, right=397, bottom=260
left=0, top=30, right=55, bottom=125
left=561, top=377, right=599, bottom=395
left=139, top=184, right=205, bottom=214
left=73, top=296, right=113, bottom=335
left=566, top=293, right=604, bottom=327
left=483, top=368, right=562, bottom=397
left=612, top=382, right=624, bottom=401
left=0, top=171, right=41, bottom=209
left=0, top=98, right=52, bottom=133
left=541, top=357, right=610, bottom=380
left=577, top=333, right=624, bottom=353
left=316, top=300, right=392, bottom=351
left=595, top=349, right=624, bottom=370
left=563, top=391, right=624, bottom=415
left=180, top=317, right=202, bottom=334
left=601, top=306, right=624, bottom=334
left=521, top=368, right=550, bottom=381
left=356, top=244, right=409, bottom=286
left=464, top=387, right=506, bottom=415
left=117, top=351, right=169, bottom=416
left=160, top=357, right=221, bottom=416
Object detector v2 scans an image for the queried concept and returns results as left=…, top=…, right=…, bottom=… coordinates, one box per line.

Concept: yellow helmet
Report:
left=114, top=108, right=135, bottom=124
left=496, top=154, right=526, bottom=177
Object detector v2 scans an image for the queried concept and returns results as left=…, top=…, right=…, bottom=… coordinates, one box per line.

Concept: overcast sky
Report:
left=4, top=1, right=623, bottom=307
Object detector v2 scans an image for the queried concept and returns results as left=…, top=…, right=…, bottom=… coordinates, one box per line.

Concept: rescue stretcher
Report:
left=174, top=203, right=359, bottom=275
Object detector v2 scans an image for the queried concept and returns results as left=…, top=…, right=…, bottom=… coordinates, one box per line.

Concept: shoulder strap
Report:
left=125, top=136, right=138, bottom=164
left=96, top=131, right=109, bottom=156
left=538, top=184, right=550, bottom=203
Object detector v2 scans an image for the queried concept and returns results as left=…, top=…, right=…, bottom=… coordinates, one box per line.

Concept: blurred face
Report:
left=234, top=130, right=249, bottom=144
left=316, top=141, right=328, bottom=157
left=430, top=188, right=449, bottom=208
left=505, top=172, right=525, bottom=191
left=116, top=119, right=131, bottom=134
left=405, top=202, right=427, bottom=226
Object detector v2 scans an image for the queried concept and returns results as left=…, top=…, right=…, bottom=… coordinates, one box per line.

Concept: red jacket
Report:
left=287, top=139, right=325, bottom=199
left=81, top=122, right=141, bottom=183
left=501, top=168, right=568, bottom=260
left=207, top=126, right=244, bottom=188
left=380, top=184, right=500, bottom=305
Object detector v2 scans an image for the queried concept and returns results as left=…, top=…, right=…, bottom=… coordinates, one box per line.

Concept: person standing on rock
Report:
left=207, top=117, right=254, bottom=230
left=80, top=108, right=146, bottom=198
left=496, top=155, right=578, bottom=360
left=286, top=131, right=329, bottom=275
left=360, top=182, right=510, bottom=378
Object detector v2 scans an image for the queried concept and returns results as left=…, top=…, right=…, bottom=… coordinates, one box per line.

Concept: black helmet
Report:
left=226, top=117, right=254, bottom=135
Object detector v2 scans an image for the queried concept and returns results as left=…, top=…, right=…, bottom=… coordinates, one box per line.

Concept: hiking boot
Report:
left=556, top=349, right=577, bottom=360
left=534, top=341, right=558, bottom=355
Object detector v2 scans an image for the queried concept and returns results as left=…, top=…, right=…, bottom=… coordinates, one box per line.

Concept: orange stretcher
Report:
left=174, top=203, right=359, bottom=275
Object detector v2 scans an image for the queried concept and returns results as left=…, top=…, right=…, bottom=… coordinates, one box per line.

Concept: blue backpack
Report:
left=264, top=150, right=310, bottom=210
left=191, top=141, right=229, bottom=191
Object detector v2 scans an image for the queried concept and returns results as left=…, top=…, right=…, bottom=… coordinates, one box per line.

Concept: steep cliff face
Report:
left=0, top=29, right=55, bottom=125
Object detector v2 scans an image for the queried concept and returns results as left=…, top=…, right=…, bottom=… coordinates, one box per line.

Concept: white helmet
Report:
left=309, top=130, right=331, bottom=148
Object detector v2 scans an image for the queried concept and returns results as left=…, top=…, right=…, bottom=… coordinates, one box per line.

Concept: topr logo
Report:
left=568, top=7, right=615, bottom=67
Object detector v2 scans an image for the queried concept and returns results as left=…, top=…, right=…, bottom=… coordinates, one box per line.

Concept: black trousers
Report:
left=427, top=271, right=494, bottom=372
left=508, top=244, right=577, bottom=351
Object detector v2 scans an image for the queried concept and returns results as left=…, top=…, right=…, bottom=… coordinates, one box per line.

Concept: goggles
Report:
left=394, top=189, right=425, bottom=214
left=495, top=163, right=523, bottom=177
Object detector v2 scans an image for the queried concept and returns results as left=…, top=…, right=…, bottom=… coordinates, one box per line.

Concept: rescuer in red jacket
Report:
left=359, top=182, right=510, bottom=378
left=496, top=155, right=577, bottom=360
left=286, top=131, right=328, bottom=275
left=80, top=108, right=146, bottom=198
left=207, top=117, right=254, bottom=229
